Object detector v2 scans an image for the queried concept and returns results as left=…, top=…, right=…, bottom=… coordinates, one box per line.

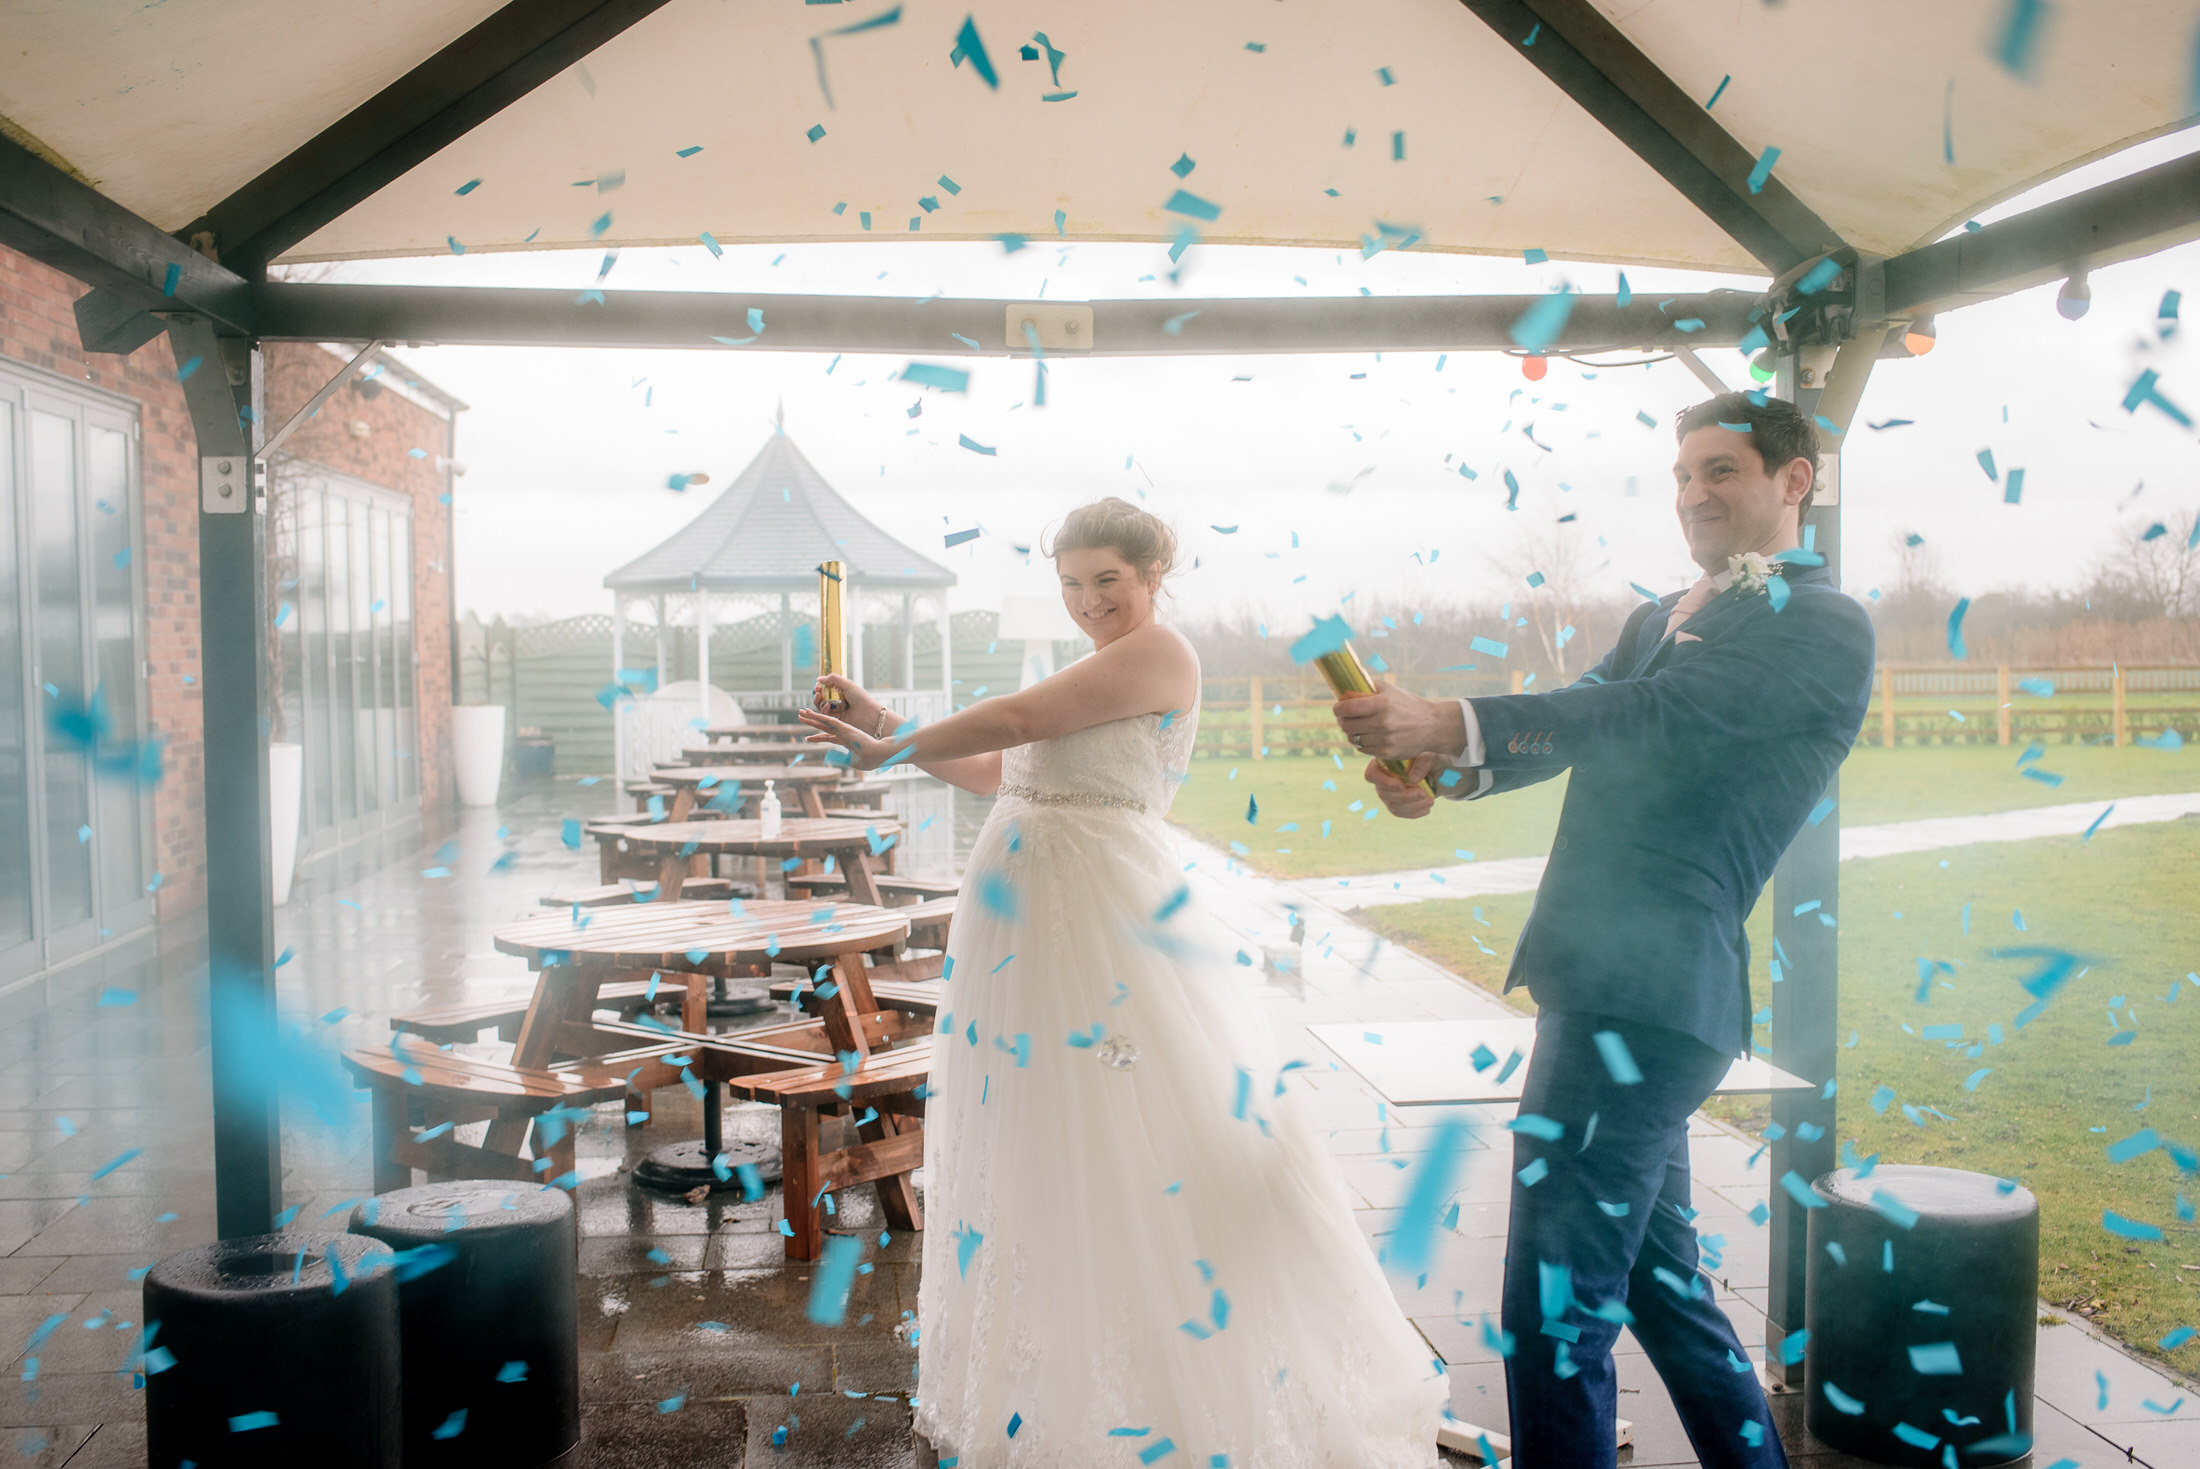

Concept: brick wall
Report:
left=1, top=246, right=211, bottom=920
left=0, top=248, right=457, bottom=936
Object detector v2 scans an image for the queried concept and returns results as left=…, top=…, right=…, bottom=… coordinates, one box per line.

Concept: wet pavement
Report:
left=0, top=775, right=2191, bottom=1466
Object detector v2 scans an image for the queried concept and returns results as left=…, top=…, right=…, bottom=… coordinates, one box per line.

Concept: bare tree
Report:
left=2088, top=512, right=2200, bottom=621
left=1489, top=521, right=1599, bottom=678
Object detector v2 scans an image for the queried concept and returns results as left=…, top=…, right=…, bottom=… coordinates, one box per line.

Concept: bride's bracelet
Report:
left=873, top=708, right=893, bottom=739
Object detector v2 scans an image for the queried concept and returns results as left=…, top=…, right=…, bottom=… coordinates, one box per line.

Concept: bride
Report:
left=800, top=498, right=1446, bottom=1467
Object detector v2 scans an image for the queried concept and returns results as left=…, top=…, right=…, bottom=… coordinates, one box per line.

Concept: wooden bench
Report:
left=816, top=781, right=890, bottom=812
left=708, top=1037, right=933, bottom=1260
left=894, top=896, right=955, bottom=951
left=389, top=976, right=691, bottom=1045
left=341, top=1037, right=693, bottom=1194
left=771, top=975, right=941, bottom=1019
left=538, top=877, right=743, bottom=908
left=784, top=873, right=957, bottom=902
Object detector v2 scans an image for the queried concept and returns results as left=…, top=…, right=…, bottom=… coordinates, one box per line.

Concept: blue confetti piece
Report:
left=1591, top=1031, right=1642, bottom=1085
left=806, top=1233, right=865, bottom=1325
left=958, top=434, right=997, bottom=456
left=1288, top=615, right=1354, bottom=664
left=1990, top=0, right=2051, bottom=77
left=1469, top=635, right=1508, bottom=658
left=1822, top=1382, right=1866, bottom=1415
left=496, top=1360, right=529, bottom=1383
left=561, top=818, right=582, bottom=850
left=1388, top=1117, right=1469, bottom=1276
left=1746, top=146, right=1781, bottom=194
left=229, top=1411, right=280, bottom=1432
left=1510, top=290, right=1576, bottom=351
left=951, top=14, right=998, bottom=87
left=1779, top=1170, right=1827, bottom=1209
left=432, top=1410, right=468, bottom=1440
left=2083, top=803, right=2114, bottom=840
left=1946, top=597, right=1970, bottom=660
left=2103, top=1209, right=2163, bottom=1241
left=1507, top=1113, right=1564, bottom=1141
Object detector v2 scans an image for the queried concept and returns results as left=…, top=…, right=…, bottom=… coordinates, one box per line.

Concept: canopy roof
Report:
left=6, top=0, right=2195, bottom=277
left=604, top=427, right=956, bottom=594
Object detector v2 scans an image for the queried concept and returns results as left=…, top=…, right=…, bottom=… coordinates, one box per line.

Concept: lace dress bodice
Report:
left=995, top=696, right=1200, bottom=819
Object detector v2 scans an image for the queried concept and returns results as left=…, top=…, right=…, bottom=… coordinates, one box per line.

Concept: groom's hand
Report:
left=1331, top=683, right=1465, bottom=761
left=1366, top=755, right=1440, bottom=819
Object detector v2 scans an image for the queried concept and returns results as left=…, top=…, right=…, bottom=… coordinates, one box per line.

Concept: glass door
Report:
left=0, top=366, right=154, bottom=982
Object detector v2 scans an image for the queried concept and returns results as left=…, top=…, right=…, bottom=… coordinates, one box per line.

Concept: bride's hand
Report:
left=813, top=673, right=882, bottom=728
left=798, top=707, right=896, bottom=772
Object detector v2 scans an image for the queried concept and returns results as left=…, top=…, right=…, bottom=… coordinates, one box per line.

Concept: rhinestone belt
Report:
left=997, top=781, right=1147, bottom=814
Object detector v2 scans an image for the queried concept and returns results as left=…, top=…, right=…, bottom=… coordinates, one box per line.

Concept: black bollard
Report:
left=351, top=1181, right=580, bottom=1467
left=1805, top=1165, right=2039, bottom=1466
left=143, top=1232, right=401, bottom=1469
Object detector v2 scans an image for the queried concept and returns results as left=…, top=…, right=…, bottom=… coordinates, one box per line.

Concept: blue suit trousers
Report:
left=1500, top=1011, right=1788, bottom=1469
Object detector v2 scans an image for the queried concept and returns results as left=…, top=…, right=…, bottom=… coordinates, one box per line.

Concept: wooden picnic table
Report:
left=701, top=721, right=805, bottom=740
left=677, top=740, right=811, bottom=766
left=493, top=898, right=928, bottom=1251
left=605, top=816, right=903, bottom=906
left=493, top=897, right=909, bottom=981
left=649, top=763, right=842, bottom=821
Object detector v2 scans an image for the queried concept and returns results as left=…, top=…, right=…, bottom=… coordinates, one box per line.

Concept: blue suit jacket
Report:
left=1464, top=562, right=1875, bottom=1056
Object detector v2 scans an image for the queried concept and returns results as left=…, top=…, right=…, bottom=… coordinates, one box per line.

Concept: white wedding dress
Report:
left=912, top=692, right=1446, bottom=1466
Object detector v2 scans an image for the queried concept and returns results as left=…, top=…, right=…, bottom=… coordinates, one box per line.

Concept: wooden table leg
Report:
left=858, top=1109, right=924, bottom=1233
left=667, top=786, right=696, bottom=823
left=844, top=849, right=887, bottom=907
left=486, top=970, right=596, bottom=1158
left=798, top=783, right=826, bottom=819
left=781, top=1103, right=824, bottom=1261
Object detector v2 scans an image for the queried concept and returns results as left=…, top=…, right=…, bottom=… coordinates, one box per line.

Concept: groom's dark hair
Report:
left=1675, top=393, right=1823, bottom=522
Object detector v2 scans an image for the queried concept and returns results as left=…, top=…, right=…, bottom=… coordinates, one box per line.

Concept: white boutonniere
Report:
left=1728, top=551, right=1793, bottom=612
left=1727, top=551, right=1784, bottom=595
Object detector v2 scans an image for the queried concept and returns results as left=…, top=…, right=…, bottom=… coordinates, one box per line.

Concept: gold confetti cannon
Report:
left=815, top=560, right=848, bottom=714
left=1314, top=643, right=1443, bottom=797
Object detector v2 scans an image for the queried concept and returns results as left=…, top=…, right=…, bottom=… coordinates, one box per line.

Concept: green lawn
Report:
left=1169, top=742, right=2200, bottom=880
left=1359, top=819, right=2200, bottom=1375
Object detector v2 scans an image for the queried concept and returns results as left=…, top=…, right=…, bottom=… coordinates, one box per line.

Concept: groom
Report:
left=1334, top=392, right=1874, bottom=1468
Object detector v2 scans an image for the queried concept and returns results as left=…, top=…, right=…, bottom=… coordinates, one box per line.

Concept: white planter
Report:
left=451, top=704, right=507, bottom=808
left=268, top=741, right=303, bottom=907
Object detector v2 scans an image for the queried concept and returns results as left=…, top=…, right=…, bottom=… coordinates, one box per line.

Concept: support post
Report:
left=938, top=600, right=954, bottom=710
left=851, top=582, right=867, bottom=689
left=901, top=592, right=915, bottom=691
left=1248, top=676, right=1264, bottom=760
left=2113, top=665, right=2127, bottom=747
left=695, top=586, right=712, bottom=732
left=653, top=595, right=667, bottom=691
left=1880, top=665, right=1896, bottom=749
left=1996, top=665, right=2012, bottom=747
left=611, top=596, right=627, bottom=784
left=169, top=316, right=281, bottom=1239
left=1764, top=337, right=1876, bottom=1383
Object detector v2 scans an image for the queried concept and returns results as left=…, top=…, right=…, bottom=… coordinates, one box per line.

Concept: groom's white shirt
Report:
left=1442, top=702, right=1494, bottom=799
left=1441, top=570, right=1734, bottom=800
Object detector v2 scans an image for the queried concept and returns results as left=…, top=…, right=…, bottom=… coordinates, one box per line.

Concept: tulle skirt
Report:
left=911, top=798, right=1445, bottom=1467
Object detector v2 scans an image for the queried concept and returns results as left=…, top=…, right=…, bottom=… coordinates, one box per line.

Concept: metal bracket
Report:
left=1673, top=345, right=1731, bottom=395
left=202, top=455, right=254, bottom=514
left=261, top=339, right=384, bottom=461
left=1006, top=303, right=1093, bottom=353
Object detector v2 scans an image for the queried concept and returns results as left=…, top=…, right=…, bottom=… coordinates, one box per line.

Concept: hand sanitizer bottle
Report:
left=758, top=780, right=783, bottom=840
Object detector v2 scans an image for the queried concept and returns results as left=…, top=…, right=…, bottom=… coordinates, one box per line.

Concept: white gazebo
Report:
left=602, top=420, right=957, bottom=779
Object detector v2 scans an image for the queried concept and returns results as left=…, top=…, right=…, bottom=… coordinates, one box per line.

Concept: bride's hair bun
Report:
left=1043, top=497, right=1179, bottom=589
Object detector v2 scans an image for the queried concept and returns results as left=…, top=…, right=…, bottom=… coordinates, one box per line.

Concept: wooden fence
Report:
left=1190, top=665, right=2200, bottom=761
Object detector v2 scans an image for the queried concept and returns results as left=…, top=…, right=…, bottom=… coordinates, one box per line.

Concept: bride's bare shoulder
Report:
left=1120, top=622, right=1200, bottom=672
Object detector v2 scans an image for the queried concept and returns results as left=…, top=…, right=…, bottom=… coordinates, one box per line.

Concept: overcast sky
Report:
left=334, top=129, right=2200, bottom=633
